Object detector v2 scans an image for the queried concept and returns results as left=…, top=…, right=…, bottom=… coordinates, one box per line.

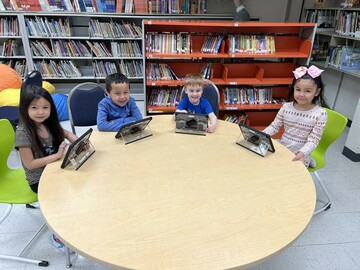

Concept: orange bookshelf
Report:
left=143, top=20, right=316, bottom=128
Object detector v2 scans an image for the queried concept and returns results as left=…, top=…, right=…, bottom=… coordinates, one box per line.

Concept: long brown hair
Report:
left=19, top=85, right=64, bottom=157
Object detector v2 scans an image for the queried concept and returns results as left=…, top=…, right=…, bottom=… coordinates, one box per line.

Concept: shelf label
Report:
left=231, top=54, right=235, bottom=58
left=229, top=82, right=238, bottom=85
left=151, top=82, right=156, bottom=86
left=234, top=23, right=239, bottom=27
left=148, top=21, right=152, bottom=25
left=148, top=55, right=153, bottom=58
left=226, top=107, right=238, bottom=110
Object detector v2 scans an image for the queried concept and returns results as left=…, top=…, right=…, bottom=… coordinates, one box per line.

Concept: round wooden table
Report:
left=39, top=115, right=316, bottom=270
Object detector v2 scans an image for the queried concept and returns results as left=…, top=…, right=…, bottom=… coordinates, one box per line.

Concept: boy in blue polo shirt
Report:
left=176, top=74, right=217, bottom=133
left=97, top=73, right=142, bottom=131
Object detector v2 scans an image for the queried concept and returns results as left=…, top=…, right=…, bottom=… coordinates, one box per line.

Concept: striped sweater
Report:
left=263, top=102, right=327, bottom=167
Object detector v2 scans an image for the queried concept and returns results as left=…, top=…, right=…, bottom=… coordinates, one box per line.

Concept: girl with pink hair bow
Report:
left=263, top=65, right=328, bottom=167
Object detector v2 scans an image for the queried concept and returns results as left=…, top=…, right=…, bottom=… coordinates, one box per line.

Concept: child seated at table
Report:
left=176, top=74, right=217, bottom=133
left=97, top=73, right=143, bottom=132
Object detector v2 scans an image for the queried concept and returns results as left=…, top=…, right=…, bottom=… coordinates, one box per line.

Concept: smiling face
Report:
left=28, top=97, right=51, bottom=125
left=107, top=82, right=130, bottom=107
left=293, top=79, right=320, bottom=110
left=185, top=84, right=203, bottom=105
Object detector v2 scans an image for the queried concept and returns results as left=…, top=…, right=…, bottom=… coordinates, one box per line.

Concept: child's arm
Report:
left=207, top=112, right=217, bottom=133
left=262, top=106, right=285, bottom=136
left=297, top=110, right=327, bottom=160
left=18, top=142, right=67, bottom=170
left=63, top=129, right=78, bottom=143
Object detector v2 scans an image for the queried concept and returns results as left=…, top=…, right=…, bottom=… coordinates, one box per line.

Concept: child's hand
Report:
left=207, top=125, right=216, bottom=133
left=292, top=151, right=305, bottom=164
left=56, top=141, right=68, bottom=158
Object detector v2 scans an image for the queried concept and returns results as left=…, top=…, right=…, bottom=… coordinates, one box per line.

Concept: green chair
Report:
left=0, top=119, right=49, bottom=266
left=308, top=108, right=348, bottom=215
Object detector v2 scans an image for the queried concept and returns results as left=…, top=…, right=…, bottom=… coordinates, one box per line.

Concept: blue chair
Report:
left=0, top=106, right=19, bottom=129
left=309, top=108, right=348, bottom=215
left=180, top=79, right=220, bottom=117
left=67, top=82, right=105, bottom=135
left=21, top=70, right=42, bottom=92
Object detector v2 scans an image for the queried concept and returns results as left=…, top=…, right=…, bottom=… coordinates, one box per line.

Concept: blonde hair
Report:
left=184, top=74, right=203, bottom=89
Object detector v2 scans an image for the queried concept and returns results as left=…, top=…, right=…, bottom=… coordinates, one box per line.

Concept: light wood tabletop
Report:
left=39, top=115, right=316, bottom=270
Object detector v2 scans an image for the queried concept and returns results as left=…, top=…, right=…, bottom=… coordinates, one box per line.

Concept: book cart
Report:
left=143, top=20, right=316, bottom=132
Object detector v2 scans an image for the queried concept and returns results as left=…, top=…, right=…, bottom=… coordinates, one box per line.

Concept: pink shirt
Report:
left=263, top=102, right=327, bottom=167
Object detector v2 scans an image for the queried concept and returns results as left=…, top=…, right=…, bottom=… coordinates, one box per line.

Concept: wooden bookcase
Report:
left=143, top=20, right=316, bottom=130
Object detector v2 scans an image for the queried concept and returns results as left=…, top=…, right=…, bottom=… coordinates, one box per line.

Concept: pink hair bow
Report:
left=292, top=65, right=324, bottom=79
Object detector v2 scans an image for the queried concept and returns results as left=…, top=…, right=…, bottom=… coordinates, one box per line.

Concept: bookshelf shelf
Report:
left=305, top=4, right=360, bottom=77
left=143, top=20, right=315, bottom=127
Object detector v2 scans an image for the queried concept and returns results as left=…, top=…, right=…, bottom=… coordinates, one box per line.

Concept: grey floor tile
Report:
left=342, top=242, right=360, bottom=268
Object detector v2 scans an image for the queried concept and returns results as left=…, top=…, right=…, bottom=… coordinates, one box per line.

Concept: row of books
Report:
left=305, top=9, right=336, bottom=28
left=335, top=11, right=360, bottom=37
left=222, top=112, right=248, bottom=124
left=31, top=40, right=91, bottom=57
left=0, top=0, right=206, bottom=14
left=1, top=39, right=21, bottom=56
left=0, top=17, right=19, bottom=36
left=328, top=45, right=360, bottom=71
left=146, top=63, right=177, bottom=81
left=200, top=36, right=223, bottom=54
left=86, top=40, right=141, bottom=57
left=25, top=17, right=71, bottom=37
left=118, top=59, right=142, bottom=77
left=228, top=35, right=276, bottom=55
left=147, top=87, right=182, bottom=107
left=199, top=62, right=211, bottom=79
left=148, top=0, right=205, bottom=14
left=223, top=87, right=274, bottom=105
left=89, top=19, right=142, bottom=38
left=0, top=60, right=27, bottom=76
left=33, top=60, right=82, bottom=78
left=145, top=32, right=191, bottom=54
left=340, top=0, right=360, bottom=8
left=92, top=59, right=142, bottom=77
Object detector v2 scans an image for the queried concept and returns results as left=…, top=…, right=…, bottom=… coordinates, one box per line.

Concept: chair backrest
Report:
left=310, top=108, right=348, bottom=171
left=21, top=70, right=42, bottom=92
left=0, top=119, right=38, bottom=204
left=180, top=79, right=220, bottom=117
left=0, top=119, right=14, bottom=172
left=67, top=82, right=105, bottom=134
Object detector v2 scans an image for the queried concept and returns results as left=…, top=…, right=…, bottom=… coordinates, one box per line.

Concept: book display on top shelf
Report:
left=143, top=20, right=315, bottom=128
left=0, top=0, right=207, bottom=13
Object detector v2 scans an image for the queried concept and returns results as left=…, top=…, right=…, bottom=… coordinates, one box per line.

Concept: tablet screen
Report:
left=115, top=117, right=153, bottom=139
left=61, top=128, right=95, bottom=170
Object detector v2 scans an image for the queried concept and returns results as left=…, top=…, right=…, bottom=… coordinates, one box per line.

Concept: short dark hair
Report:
left=105, top=73, right=130, bottom=92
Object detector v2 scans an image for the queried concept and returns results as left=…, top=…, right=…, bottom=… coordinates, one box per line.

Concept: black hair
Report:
left=18, top=85, right=64, bottom=157
left=288, top=72, right=328, bottom=108
left=105, top=73, right=130, bottom=93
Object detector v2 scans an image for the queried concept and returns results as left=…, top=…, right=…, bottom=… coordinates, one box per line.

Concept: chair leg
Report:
left=1, top=205, right=49, bottom=267
left=0, top=254, right=49, bottom=267
left=312, top=171, right=332, bottom=215
left=65, top=246, right=73, bottom=268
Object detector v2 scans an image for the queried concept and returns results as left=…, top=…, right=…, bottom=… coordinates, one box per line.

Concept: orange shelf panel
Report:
left=147, top=106, right=176, bottom=113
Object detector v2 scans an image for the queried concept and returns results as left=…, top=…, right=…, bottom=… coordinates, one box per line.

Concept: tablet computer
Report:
left=115, top=117, right=153, bottom=144
left=236, top=123, right=275, bottom=157
left=175, top=112, right=208, bottom=136
left=61, top=128, right=95, bottom=170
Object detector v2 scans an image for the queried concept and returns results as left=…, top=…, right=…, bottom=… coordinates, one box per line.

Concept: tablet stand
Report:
left=67, top=141, right=95, bottom=170
left=120, top=125, right=153, bottom=145
left=236, top=135, right=270, bottom=157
